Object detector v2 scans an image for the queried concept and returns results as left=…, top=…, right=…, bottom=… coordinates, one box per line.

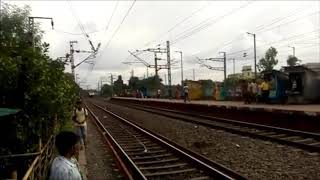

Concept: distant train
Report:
left=88, top=92, right=95, bottom=97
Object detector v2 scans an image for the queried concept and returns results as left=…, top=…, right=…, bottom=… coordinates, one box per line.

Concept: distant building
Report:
left=242, top=65, right=254, bottom=78
left=227, top=65, right=254, bottom=79
left=227, top=73, right=242, bottom=79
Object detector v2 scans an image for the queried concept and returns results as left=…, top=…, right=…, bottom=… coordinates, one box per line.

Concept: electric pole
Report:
left=232, top=58, right=235, bottom=75
left=164, top=74, right=167, bottom=85
left=219, top=52, right=227, bottom=83
left=288, top=46, right=295, bottom=56
left=166, top=41, right=172, bottom=98
left=28, top=16, right=54, bottom=51
left=154, top=52, right=158, bottom=77
left=197, top=52, right=226, bottom=86
left=193, top=69, right=195, bottom=81
left=175, top=51, right=183, bottom=86
left=247, top=32, right=257, bottom=79
left=109, top=74, right=116, bottom=97
left=146, top=67, right=149, bottom=78
left=69, top=40, right=78, bottom=80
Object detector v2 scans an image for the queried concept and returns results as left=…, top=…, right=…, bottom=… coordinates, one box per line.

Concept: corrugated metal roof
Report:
left=0, top=108, right=21, bottom=117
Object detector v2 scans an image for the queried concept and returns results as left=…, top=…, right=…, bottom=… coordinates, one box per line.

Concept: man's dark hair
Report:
left=55, top=131, right=80, bottom=156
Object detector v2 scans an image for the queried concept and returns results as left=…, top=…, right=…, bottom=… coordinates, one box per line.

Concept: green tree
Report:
left=0, top=3, right=78, bottom=176
left=101, top=84, right=113, bottom=97
left=287, top=55, right=300, bottom=66
left=258, top=46, right=278, bottom=71
left=114, top=75, right=124, bottom=96
left=128, top=76, right=139, bottom=90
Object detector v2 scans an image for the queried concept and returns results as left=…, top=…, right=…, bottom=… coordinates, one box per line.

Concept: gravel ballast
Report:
left=94, top=100, right=320, bottom=180
left=86, top=115, right=122, bottom=180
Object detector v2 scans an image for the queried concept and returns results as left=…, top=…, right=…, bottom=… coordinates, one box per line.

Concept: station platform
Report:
left=110, top=97, right=320, bottom=133
left=113, top=97, right=320, bottom=116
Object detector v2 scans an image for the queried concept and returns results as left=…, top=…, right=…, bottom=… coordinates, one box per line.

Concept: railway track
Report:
left=85, top=101, right=246, bottom=180
left=109, top=100, right=320, bottom=153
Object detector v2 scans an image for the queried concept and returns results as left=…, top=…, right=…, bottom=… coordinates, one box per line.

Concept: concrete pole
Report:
left=166, top=41, right=172, bottom=98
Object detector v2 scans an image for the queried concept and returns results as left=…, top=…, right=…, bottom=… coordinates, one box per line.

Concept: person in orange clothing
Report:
left=175, top=85, right=181, bottom=99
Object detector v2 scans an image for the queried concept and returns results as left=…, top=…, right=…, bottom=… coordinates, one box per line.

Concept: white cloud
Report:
left=5, top=0, right=320, bottom=89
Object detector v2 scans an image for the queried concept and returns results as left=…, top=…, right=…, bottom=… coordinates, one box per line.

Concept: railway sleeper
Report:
left=125, top=146, right=163, bottom=152
left=131, top=153, right=173, bottom=160
left=293, top=138, right=315, bottom=143
left=135, top=158, right=180, bottom=165
left=189, top=176, right=211, bottom=180
left=281, top=136, right=303, bottom=141
left=268, top=134, right=288, bottom=138
left=309, top=142, right=320, bottom=146
left=127, top=149, right=167, bottom=156
left=139, top=163, right=188, bottom=170
left=143, top=168, right=197, bottom=177
left=122, top=143, right=160, bottom=149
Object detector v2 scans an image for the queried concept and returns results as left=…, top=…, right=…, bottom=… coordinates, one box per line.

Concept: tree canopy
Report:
left=0, top=3, right=79, bottom=176
left=287, top=55, right=300, bottom=66
left=258, top=47, right=278, bottom=72
left=113, top=75, right=124, bottom=96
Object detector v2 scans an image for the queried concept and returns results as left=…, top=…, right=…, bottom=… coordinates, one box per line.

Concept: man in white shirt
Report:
left=73, top=100, right=88, bottom=149
left=183, top=83, right=190, bottom=103
left=49, top=131, right=82, bottom=180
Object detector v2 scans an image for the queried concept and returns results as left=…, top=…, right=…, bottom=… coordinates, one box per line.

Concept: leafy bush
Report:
left=0, top=3, right=79, bottom=177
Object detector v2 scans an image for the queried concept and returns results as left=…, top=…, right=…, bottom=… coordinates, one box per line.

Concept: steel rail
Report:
left=87, top=101, right=246, bottom=180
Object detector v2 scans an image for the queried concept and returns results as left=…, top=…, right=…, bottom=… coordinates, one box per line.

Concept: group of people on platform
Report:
left=136, top=83, right=191, bottom=103
left=241, top=78, right=273, bottom=104
left=49, top=99, right=88, bottom=180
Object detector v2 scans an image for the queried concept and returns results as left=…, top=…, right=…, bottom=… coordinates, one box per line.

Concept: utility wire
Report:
left=191, top=6, right=316, bottom=58
left=256, top=10, right=320, bottom=33
left=169, top=1, right=254, bottom=45
left=90, top=0, right=136, bottom=75
left=227, top=29, right=320, bottom=56
left=105, top=1, right=119, bottom=31
left=54, top=29, right=101, bottom=35
left=144, top=2, right=210, bottom=47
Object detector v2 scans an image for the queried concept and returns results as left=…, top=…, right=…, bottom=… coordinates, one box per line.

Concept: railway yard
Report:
left=83, top=97, right=320, bottom=179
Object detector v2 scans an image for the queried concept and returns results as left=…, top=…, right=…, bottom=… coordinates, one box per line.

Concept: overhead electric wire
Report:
left=191, top=6, right=317, bottom=58
left=144, top=2, right=210, bottom=47
left=67, top=0, right=98, bottom=51
left=89, top=0, right=136, bottom=77
left=105, top=1, right=119, bottom=31
left=256, top=10, right=320, bottom=33
left=169, top=1, right=254, bottom=45
left=67, top=0, right=87, bottom=36
left=227, top=29, right=320, bottom=56
left=254, top=7, right=307, bottom=32
left=54, top=29, right=101, bottom=35
left=99, top=0, right=136, bottom=54
left=202, top=8, right=303, bottom=56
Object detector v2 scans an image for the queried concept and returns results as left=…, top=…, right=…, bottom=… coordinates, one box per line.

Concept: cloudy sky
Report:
left=5, top=0, right=320, bottom=89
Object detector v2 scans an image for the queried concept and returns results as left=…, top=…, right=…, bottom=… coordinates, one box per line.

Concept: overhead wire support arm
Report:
left=200, top=64, right=224, bottom=71
left=205, top=58, right=224, bottom=62
left=74, top=53, right=96, bottom=68
left=128, top=50, right=151, bottom=67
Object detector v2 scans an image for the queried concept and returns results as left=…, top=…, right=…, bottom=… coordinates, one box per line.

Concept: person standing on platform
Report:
left=183, top=83, right=190, bottom=103
left=49, top=131, right=83, bottom=180
left=247, top=80, right=253, bottom=104
left=157, top=89, right=161, bottom=99
left=241, top=80, right=249, bottom=104
left=73, top=100, right=88, bottom=150
left=260, top=78, right=270, bottom=103
left=175, top=85, right=181, bottom=99
left=250, top=80, right=258, bottom=103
